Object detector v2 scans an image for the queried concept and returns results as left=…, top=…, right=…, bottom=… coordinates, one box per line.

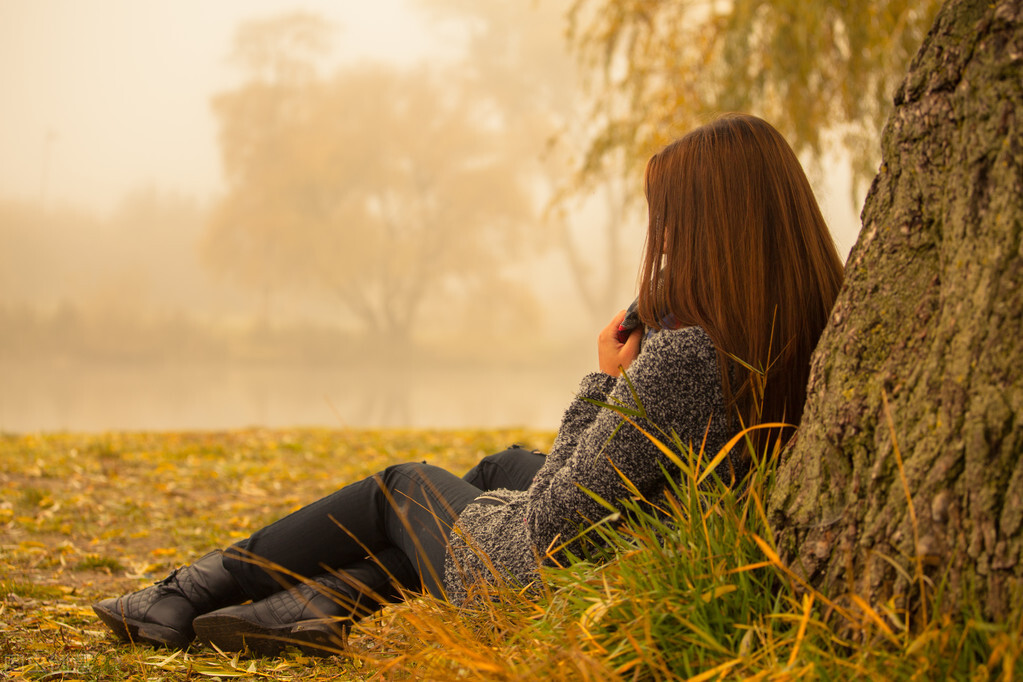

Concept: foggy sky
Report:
left=0, top=0, right=862, bottom=433
left=0, top=0, right=461, bottom=214
left=0, top=0, right=859, bottom=256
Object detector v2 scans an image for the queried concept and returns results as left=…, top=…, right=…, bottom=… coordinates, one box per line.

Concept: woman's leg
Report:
left=193, top=545, right=415, bottom=657
left=92, top=549, right=245, bottom=649
left=462, top=445, right=547, bottom=492
left=224, top=461, right=482, bottom=600
left=94, top=461, right=482, bottom=650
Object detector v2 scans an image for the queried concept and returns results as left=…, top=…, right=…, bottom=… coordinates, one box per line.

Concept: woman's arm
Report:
left=528, top=311, right=642, bottom=488
left=524, top=327, right=726, bottom=558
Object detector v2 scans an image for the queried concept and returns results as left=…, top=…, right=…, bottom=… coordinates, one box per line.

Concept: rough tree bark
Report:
left=768, top=0, right=1022, bottom=623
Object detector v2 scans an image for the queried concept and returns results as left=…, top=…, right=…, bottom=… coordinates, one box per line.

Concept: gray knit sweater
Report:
left=442, top=326, right=740, bottom=605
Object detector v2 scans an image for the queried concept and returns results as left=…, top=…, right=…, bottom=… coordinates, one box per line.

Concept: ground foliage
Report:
left=2, top=428, right=1021, bottom=680
left=0, top=428, right=551, bottom=680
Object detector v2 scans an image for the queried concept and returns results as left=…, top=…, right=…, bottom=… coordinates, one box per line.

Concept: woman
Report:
left=93, top=113, right=844, bottom=657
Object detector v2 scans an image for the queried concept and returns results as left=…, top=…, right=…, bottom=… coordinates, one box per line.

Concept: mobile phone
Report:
left=615, top=298, right=641, bottom=343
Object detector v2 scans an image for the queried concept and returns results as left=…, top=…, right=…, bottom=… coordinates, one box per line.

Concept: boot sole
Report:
left=92, top=601, right=191, bottom=649
left=193, top=612, right=348, bottom=658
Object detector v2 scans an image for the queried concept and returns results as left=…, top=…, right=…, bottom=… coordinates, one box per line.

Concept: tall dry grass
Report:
left=346, top=424, right=1022, bottom=680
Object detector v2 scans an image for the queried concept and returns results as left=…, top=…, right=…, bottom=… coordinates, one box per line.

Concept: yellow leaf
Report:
left=697, top=422, right=789, bottom=486
left=699, top=584, right=737, bottom=602
left=686, top=659, right=742, bottom=681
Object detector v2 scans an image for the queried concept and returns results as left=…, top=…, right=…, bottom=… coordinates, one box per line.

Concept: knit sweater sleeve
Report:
left=524, top=326, right=727, bottom=559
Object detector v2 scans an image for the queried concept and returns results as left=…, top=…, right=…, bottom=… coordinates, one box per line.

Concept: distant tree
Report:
left=0, top=192, right=216, bottom=363
left=205, top=14, right=535, bottom=345
left=567, top=0, right=942, bottom=204
left=419, top=0, right=643, bottom=323
left=769, top=0, right=1023, bottom=624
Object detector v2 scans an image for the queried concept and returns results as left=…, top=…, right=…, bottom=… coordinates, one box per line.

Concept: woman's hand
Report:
left=598, top=310, right=642, bottom=377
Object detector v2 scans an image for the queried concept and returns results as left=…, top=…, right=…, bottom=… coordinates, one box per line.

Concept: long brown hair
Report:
left=638, top=113, right=843, bottom=448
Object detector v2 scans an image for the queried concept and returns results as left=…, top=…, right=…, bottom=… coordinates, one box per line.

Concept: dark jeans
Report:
left=223, top=446, right=546, bottom=602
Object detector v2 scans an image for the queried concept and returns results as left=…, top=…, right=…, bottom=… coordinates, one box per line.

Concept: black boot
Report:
left=194, top=567, right=396, bottom=658
left=92, top=550, right=246, bottom=649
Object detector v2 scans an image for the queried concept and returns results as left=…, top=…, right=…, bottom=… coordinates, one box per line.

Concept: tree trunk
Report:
left=768, top=0, right=1023, bottom=624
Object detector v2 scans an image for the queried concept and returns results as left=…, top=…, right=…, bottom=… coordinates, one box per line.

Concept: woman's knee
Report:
left=462, top=449, right=518, bottom=488
left=379, top=461, right=430, bottom=490
left=466, top=445, right=545, bottom=491
left=477, top=445, right=529, bottom=469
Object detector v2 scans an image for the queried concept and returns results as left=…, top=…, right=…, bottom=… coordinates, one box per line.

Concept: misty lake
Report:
left=0, top=360, right=590, bottom=434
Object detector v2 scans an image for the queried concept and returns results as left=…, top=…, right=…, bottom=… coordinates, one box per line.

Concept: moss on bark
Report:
left=768, top=0, right=1023, bottom=623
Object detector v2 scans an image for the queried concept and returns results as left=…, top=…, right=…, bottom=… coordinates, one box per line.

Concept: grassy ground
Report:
left=0, top=428, right=554, bottom=680
left=2, top=428, right=1021, bottom=680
